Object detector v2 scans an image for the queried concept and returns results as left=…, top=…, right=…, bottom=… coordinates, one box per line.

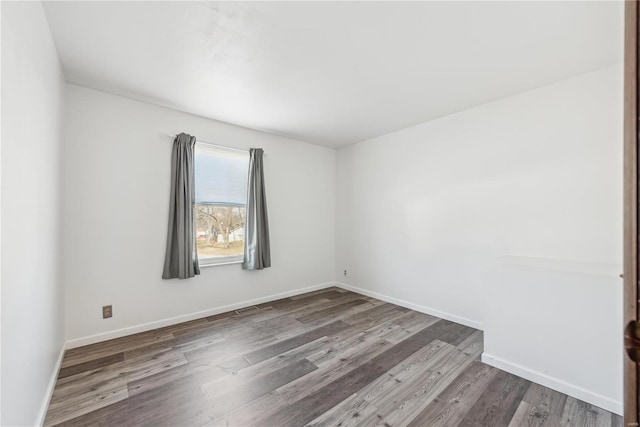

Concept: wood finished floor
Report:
left=45, top=287, right=621, bottom=427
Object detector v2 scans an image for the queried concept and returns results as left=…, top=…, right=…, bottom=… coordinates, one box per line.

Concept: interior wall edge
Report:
left=334, top=281, right=484, bottom=330
left=65, top=281, right=336, bottom=349
left=35, top=342, right=65, bottom=427
left=481, top=352, right=622, bottom=416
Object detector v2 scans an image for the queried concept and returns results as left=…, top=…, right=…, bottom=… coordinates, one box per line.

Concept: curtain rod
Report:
left=166, top=134, right=262, bottom=155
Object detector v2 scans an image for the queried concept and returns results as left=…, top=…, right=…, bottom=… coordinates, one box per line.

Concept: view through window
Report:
left=194, top=143, right=249, bottom=265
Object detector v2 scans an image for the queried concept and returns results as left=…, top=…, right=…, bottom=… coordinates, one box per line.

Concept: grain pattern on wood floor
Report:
left=44, top=287, right=621, bottom=427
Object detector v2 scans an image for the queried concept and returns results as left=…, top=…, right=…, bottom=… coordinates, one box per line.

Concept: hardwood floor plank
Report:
left=51, top=349, right=188, bottom=401
left=259, top=294, right=369, bottom=334
left=230, top=316, right=407, bottom=425
left=122, top=338, right=177, bottom=360
left=251, top=311, right=307, bottom=335
left=363, top=342, right=457, bottom=408
left=307, top=392, right=366, bottom=427
left=171, top=323, right=230, bottom=344
left=380, top=310, right=440, bottom=344
left=508, top=401, right=562, bottom=427
left=155, top=317, right=210, bottom=335
left=136, top=324, right=349, bottom=402
left=612, top=412, right=624, bottom=427
left=438, top=321, right=477, bottom=346
left=226, top=335, right=332, bottom=380
left=407, top=360, right=499, bottom=427
left=262, top=290, right=346, bottom=308
left=304, top=310, right=424, bottom=369
left=171, top=358, right=321, bottom=427
left=201, top=358, right=318, bottom=418
left=69, top=351, right=246, bottom=426
left=306, top=334, right=390, bottom=368
left=363, top=341, right=482, bottom=426
left=172, top=310, right=267, bottom=342
left=289, top=287, right=345, bottom=300
left=522, top=382, right=568, bottom=420
left=58, top=353, right=125, bottom=379
left=209, top=390, right=285, bottom=427
left=214, top=336, right=395, bottom=426
left=261, top=289, right=360, bottom=313
left=61, top=332, right=174, bottom=368
left=588, top=405, right=615, bottom=427
left=341, top=302, right=409, bottom=328
left=50, top=375, right=130, bottom=411
left=255, top=319, right=453, bottom=426
left=278, top=337, right=394, bottom=400
left=128, top=353, right=252, bottom=399
left=308, top=340, right=456, bottom=427
left=559, top=396, right=614, bottom=427
left=126, top=363, right=194, bottom=398
left=171, top=332, right=225, bottom=354
left=44, top=385, right=128, bottom=427
left=459, top=369, right=531, bottom=427
left=203, top=304, right=277, bottom=323
left=295, top=298, right=368, bottom=323
left=456, top=330, right=484, bottom=356
left=52, top=404, right=132, bottom=427
left=242, top=319, right=349, bottom=364
left=182, top=330, right=276, bottom=363
left=559, top=396, right=588, bottom=426
left=256, top=294, right=329, bottom=311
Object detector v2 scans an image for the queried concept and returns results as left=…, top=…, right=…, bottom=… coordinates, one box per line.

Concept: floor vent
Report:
left=235, top=306, right=259, bottom=314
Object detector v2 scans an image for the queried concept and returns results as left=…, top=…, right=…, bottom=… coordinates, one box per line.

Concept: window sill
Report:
left=199, top=259, right=243, bottom=268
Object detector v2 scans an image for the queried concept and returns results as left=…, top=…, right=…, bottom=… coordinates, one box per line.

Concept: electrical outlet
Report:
left=102, top=305, right=113, bottom=319
left=344, top=269, right=347, bottom=276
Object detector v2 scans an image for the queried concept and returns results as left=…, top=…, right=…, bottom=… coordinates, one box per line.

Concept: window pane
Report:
left=195, top=144, right=249, bottom=205
left=195, top=205, right=245, bottom=261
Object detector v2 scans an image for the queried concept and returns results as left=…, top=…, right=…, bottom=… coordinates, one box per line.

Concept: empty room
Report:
left=1, top=0, right=634, bottom=426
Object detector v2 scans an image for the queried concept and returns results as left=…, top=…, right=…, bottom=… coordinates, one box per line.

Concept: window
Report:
left=194, top=143, right=249, bottom=265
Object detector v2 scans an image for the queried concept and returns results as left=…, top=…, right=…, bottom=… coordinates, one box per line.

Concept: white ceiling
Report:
left=43, top=1, right=623, bottom=148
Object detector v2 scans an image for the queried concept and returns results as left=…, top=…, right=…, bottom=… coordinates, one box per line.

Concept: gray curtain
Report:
left=162, top=133, right=200, bottom=279
left=243, top=148, right=271, bottom=270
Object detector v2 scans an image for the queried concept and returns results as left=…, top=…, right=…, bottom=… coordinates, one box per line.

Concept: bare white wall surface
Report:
left=484, top=256, right=622, bottom=414
left=1, top=2, right=66, bottom=425
left=62, top=85, right=335, bottom=344
left=336, top=64, right=622, bottom=328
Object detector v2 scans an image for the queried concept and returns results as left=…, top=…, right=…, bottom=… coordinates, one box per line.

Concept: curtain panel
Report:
left=162, top=133, right=200, bottom=279
left=243, top=148, right=271, bottom=270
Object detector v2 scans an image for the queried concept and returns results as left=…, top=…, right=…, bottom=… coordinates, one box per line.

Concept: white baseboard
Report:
left=66, top=282, right=336, bottom=349
left=481, top=352, right=622, bottom=415
left=334, top=282, right=483, bottom=330
left=36, top=341, right=66, bottom=426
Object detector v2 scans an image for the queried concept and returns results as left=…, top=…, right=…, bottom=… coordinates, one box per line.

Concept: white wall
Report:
left=336, top=64, right=622, bottom=328
left=1, top=2, right=66, bottom=425
left=63, top=85, right=335, bottom=343
left=484, top=256, right=622, bottom=414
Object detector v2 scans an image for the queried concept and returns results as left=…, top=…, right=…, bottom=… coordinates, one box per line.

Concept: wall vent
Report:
left=235, top=306, right=259, bottom=314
